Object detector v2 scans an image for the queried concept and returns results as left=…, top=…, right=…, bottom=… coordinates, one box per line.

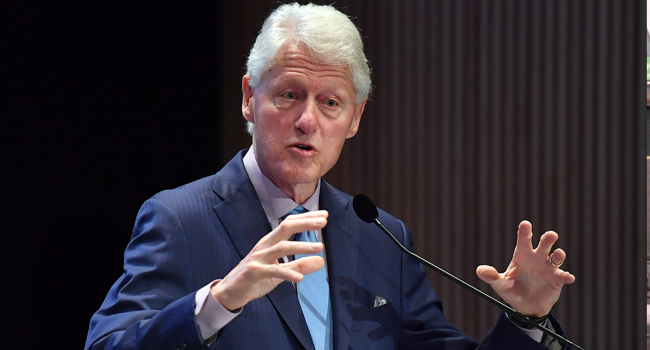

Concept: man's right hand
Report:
left=210, top=210, right=329, bottom=311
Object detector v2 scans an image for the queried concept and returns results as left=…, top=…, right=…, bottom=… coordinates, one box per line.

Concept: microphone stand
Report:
left=370, top=218, right=585, bottom=350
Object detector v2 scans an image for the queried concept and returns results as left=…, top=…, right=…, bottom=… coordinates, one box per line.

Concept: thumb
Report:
left=285, top=256, right=325, bottom=277
left=476, top=265, right=500, bottom=285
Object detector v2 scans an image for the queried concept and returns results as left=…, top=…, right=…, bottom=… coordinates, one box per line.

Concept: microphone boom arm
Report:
left=371, top=218, right=585, bottom=350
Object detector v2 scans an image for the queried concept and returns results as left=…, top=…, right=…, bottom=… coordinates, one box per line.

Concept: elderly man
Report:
left=86, top=3, right=575, bottom=350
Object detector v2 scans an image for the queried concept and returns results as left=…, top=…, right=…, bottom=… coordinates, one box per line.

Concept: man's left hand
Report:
left=476, top=220, right=576, bottom=317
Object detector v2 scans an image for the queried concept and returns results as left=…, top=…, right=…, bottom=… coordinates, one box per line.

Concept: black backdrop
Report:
left=3, top=1, right=646, bottom=349
left=4, top=2, right=226, bottom=347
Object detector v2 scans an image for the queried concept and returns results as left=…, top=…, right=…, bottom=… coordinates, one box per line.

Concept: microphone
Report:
left=352, top=194, right=584, bottom=350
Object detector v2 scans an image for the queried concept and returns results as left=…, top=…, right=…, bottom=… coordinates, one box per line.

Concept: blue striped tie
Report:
left=285, top=206, right=332, bottom=350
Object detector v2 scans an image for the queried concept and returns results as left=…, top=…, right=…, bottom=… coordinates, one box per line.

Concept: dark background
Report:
left=3, top=1, right=646, bottom=349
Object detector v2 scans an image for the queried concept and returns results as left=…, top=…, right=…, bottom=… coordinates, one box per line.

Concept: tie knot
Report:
left=283, top=205, right=308, bottom=219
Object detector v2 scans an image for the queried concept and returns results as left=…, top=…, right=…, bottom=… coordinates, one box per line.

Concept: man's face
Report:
left=242, top=44, right=366, bottom=199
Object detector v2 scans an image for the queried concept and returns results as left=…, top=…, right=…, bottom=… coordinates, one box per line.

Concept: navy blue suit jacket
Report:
left=86, top=151, right=566, bottom=350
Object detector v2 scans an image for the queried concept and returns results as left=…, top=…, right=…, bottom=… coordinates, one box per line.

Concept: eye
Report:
left=282, top=91, right=296, bottom=100
left=325, top=99, right=337, bottom=107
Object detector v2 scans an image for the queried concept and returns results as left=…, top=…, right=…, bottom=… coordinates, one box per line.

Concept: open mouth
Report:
left=295, top=144, right=312, bottom=151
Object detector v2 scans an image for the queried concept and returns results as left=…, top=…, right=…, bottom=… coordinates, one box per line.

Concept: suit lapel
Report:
left=212, top=151, right=314, bottom=350
left=320, top=183, right=361, bottom=350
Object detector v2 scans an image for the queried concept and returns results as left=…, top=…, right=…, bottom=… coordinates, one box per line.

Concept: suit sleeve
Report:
left=85, top=198, right=206, bottom=350
left=394, top=220, right=569, bottom=350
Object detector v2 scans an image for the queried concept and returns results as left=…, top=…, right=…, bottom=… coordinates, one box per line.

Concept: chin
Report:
left=281, top=165, right=321, bottom=185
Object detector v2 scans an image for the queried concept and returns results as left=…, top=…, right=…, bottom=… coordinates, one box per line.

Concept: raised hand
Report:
left=211, top=210, right=329, bottom=311
left=475, top=220, right=575, bottom=317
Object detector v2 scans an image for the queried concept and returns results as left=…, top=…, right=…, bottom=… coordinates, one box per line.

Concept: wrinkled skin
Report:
left=213, top=43, right=366, bottom=310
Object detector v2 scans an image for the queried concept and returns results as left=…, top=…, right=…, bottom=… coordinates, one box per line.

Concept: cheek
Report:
left=324, top=121, right=353, bottom=144
left=259, top=106, right=294, bottom=132
left=320, top=128, right=348, bottom=160
left=253, top=111, right=283, bottom=141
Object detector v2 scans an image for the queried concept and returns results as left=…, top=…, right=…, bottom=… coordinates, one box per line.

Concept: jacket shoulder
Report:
left=130, top=175, right=221, bottom=228
left=153, top=174, right=216, bottom=200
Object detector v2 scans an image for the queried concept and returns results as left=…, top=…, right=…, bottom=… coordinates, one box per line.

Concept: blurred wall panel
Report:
left=219, top=1, right=645, bottom=348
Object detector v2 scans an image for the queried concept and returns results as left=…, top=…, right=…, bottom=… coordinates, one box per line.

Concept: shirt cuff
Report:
left=194, top=279, right=242, bottom=341
left=505, top=313, right=545, bottom=343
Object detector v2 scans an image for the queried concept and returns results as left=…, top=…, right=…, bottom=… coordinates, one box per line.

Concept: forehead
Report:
left=263, top=44, right=356, bottom=92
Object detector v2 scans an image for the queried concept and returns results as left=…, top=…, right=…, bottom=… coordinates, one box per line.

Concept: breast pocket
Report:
left=351, top=301, right=396, bottom=331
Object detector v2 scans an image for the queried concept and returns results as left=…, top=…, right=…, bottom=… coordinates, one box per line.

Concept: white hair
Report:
left=245, top=3, right=371, bottom=135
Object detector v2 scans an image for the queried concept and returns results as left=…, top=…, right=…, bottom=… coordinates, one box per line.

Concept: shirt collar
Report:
left=243, top=146, right=321, bottom=228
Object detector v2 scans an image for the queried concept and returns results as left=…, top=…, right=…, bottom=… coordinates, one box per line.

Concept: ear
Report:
left=346, top=98, right=366, bottom=139
left=242, top=74, right=254, bottom=123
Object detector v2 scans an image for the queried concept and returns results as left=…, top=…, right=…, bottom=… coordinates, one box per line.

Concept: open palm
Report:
left=476, top=221, right=576, bottom=317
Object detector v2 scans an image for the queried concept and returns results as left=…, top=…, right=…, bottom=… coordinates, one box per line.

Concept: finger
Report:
left=261, top=240, right=324, bottom=263
left=515, top=220, right=534, bottom=252
left=283, top=256, right=325, bottom=277
left=264, top=261, right=309, bottom=282
left=284, top=210, right=329, bottom=221
left=537, top=231, right=559, bottom=256
left=555, top=269, right=576, bottom=285
left=548, top=248, right=566, bottom=265
left=476, top=265, right=501, bottom=285
left=265, top=256, right=325, bottom=283
left=266, top=216, right=328, bottom=246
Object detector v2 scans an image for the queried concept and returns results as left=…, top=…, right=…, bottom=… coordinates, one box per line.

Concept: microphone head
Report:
left=353, top=194, right=379, bottom=223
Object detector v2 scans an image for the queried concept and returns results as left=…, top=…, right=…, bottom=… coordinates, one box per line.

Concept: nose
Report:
left=294, top=99, right=319, bottom=135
